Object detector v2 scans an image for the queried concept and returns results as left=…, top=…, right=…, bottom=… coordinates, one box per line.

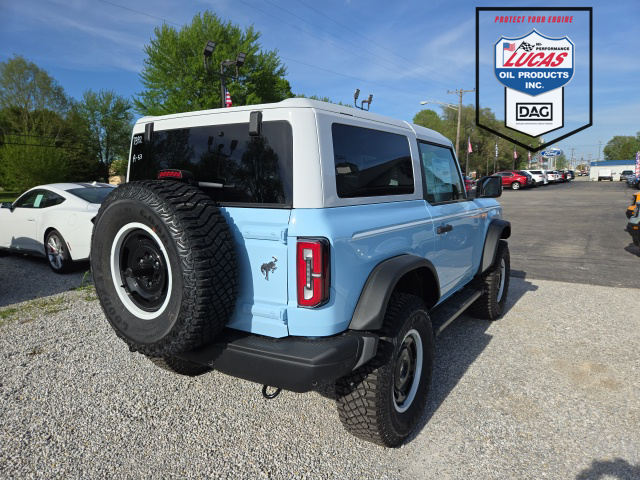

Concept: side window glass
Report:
left=33, top=193, right=45, bottom=208
left=332, top=123, right=414, bottom=198
left=418, top=142, right=465, bottom=204
left=13, top=190, right=43, bottom=209
left=42, top=192, right=65, bottom=208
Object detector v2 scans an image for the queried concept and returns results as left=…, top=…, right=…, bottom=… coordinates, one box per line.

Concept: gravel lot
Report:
left=1, top=180, right=639, bottom=478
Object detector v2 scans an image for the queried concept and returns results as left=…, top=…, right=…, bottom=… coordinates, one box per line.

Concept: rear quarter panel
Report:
left=286, top=201, right=435, bottom=336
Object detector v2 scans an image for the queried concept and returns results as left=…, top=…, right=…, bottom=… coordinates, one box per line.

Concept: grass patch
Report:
left=33, top=296, right=69, bottom=314
left=0, top=296, right=70, bottom=328
left=0, top=270, right=97, bottom=328
left=0, top=191, right=19, bottom=203
left=0, top=307, right=20, bottom=327
left=70, top=270, right=98, bottom=301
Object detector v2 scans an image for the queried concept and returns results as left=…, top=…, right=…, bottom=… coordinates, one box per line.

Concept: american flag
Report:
left=636, top=151, right=640, bottom=176
left=225, top=88, right=232, bottom=108
left=468, top=136, right=473, bottom=154
left=503, top=42, right=516, bottom=51
left=514, top=146, right=517, bottom=159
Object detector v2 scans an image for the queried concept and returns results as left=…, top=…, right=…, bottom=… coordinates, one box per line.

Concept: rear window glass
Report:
left=67, top=188, right=114, bottom=204
left=331, top=123, right=413, bottom=198
left=129, top=121, right=293, bottom=207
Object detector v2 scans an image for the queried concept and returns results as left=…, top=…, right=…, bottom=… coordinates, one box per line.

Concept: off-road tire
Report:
left=91, top=180, right=238, bottom=357
left=45, top=229, right=72, bottom=273
left=511, top=181, right=521, bottom=190
left=147, top=356, right=210, bottom=376
left=335, top=293, right=434, bottom=447
left=469, top=240, right=510, bottom=320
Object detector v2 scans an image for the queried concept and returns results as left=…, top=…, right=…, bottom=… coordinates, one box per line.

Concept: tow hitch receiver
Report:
left=262, top=385, right=281, bottom=399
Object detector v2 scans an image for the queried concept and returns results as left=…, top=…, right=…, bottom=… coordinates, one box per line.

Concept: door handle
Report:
left=437, top=224, right=453, bottom=234
left=27, top=218, right=35, bottom=221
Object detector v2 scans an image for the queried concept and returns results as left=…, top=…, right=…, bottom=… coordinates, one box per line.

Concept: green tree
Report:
left=0, top=55, right=69, bottom=134
left=0, top=56, right=79, bottom=190
left=77, top=89, right=133, bottom=179
left=135, top=11, right=292, bottom=115
left=413, top=109, right=443, bottom=132
left=294, top=93, right=351, bottom=107
left=603, top=133, right=640, bottom=160
left=554, top=154, right=568, bottom=169
left=412, top=104, right=539, bottom=176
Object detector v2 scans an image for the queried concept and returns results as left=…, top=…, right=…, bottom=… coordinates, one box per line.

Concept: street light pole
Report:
left=420, top=88, right=474, bottom=159
left=203, top=41, right=246, bottom=109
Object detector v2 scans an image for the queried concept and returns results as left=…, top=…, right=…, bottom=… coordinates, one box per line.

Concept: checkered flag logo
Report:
left=519, top=41, right=535, bottom=52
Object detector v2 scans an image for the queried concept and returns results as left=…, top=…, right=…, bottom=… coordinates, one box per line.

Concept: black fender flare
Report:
left=478, top=219, right=511, bottom=275
left=348, top=255, right=440, bottom=331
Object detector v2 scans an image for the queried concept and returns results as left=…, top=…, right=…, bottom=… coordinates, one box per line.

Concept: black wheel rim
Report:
left=118, top=230, right=169, bottom=312
left=394, top=334, right=418, bottom=409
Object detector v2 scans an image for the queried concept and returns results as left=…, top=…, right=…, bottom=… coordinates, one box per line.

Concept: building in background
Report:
left=589, top=160, right=636, bottom=181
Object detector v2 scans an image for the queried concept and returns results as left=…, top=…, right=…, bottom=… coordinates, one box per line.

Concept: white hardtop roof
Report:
left=137, top=98, right=451, bottom=146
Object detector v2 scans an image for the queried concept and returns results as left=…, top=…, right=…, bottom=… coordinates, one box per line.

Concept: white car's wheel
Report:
left=45, top=229, right=72, bottom=273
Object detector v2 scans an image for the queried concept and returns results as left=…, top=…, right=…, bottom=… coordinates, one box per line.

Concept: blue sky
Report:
left=1, top=0, right=639, bottom=162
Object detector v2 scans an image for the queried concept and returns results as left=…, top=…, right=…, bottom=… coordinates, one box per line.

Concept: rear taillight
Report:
left=157, top=169, right=193, bottom=180
left=297, top=238, right=330, bottom=307
left=157, top=170, right=183, bottom=179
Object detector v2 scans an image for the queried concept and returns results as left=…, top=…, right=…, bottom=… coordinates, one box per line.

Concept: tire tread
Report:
left=92, top=180, right=238, bottom=356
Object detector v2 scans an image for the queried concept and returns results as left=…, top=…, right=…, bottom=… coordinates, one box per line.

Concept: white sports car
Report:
left=0, top=182, right=116, bottom=273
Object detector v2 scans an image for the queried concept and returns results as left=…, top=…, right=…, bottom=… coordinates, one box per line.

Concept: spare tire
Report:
left=91, top=180, right=237, bottom=356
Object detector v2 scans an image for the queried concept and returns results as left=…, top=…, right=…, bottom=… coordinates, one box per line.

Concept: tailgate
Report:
left=219, top=207, right=291, bottom=337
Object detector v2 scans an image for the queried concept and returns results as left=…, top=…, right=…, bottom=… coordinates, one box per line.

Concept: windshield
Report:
left=67, top=187, right=114, bottom=204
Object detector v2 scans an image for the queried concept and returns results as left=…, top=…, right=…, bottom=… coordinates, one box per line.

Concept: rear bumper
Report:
left=178, top=329, right=378, bottom=392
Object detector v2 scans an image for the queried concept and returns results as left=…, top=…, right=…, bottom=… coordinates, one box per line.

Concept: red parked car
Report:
left=495, top=171, right=529, bottom=190
left=463, top=176, right=474, bottom=192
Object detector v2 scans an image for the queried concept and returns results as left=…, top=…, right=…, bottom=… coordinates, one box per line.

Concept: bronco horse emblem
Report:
left=260, top=256, right=278, bottom=280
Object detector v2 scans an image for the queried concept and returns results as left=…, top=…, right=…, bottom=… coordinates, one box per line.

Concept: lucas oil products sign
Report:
left=496, top=29, right=573, bottom=137
left=476, top=8, right=592, bottom=153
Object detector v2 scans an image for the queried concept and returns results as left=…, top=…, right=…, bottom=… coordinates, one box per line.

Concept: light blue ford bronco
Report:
left=91, top=99, right=511, bottom=446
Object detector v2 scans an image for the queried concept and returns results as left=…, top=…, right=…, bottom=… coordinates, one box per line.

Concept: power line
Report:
left=1, top=132, right=66, bottom=140
left=95, top=0, right=437, bottom=102
left=294, top=0, right=459, bottom=86
left=238, top=0, right=407, bottom=86
left=96, top=0, right=182, bottom=27
left=257, top=0, right=451, bottom=95
left=281, top=56, right=423, bottom=97
left=0, top=141, right=86, bottom=150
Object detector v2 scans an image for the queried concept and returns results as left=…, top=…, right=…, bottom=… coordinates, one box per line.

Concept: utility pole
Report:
left=447, top=88, right=475, bottom=159
left=570, top=147, right=575, bottom=170
left=598, top=140, right=602, bottom=161
left=494, top=137, right=499, bottom=174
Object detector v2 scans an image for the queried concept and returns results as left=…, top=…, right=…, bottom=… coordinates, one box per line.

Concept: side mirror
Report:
left=1, top=202, right=12, bottom=209
left=476, top=175, right=502, bottom=198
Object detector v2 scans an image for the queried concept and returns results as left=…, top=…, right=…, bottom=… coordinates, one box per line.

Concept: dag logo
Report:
left=495, top=29, right=574, bottom=96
